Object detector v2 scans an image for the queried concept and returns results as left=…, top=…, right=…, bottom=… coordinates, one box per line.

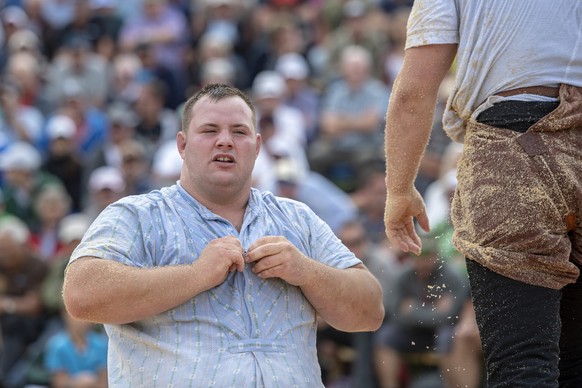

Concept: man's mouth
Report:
left=214, top=156, right=234, bottom=163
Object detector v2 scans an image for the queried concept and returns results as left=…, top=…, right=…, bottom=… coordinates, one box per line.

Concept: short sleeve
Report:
left=70, top=201, right=151, bottom=268
left=406, top=0, right=459, bottom=49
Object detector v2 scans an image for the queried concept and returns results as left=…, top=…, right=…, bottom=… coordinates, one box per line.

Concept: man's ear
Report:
left=255, top=133, right=262, bottom=158
left=177, top=131, right=187, bottom=159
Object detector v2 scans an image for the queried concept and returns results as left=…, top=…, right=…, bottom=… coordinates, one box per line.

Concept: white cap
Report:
left=252, top=71, right=286, bottom=99
left=0, top=141, right=41, bottom=171
left=7, top=29, right=40, bottom=52
left=0, top=215, right=30, bottom=244
left=274, top=157, right=305, bottom=183
left=46, top=115, right=76, bottom=140
left=1, top=5, right=29, bottom=27
left=88, top=166, right=125, bottom=192
left=275, top=53, right=309, bottom=80
left=58, top=213, right=92, bottom=244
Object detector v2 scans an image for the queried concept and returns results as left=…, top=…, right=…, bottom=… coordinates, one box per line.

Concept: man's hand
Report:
left=384, top=190, right=430, bottom=255
left=245, top=236, right=311, bottom=286
left=195, top=236, right=245, bottom=288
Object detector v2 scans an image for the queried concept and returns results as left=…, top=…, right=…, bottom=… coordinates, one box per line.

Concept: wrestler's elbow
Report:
left=62, top=258, right=103, bottom=322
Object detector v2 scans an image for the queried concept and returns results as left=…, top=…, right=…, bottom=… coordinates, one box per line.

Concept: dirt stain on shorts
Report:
left=451, top=84, right=582, bottom=289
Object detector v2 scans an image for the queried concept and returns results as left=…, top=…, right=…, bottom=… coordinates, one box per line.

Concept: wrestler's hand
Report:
left=384, top=189, right=430, bottom=255
left=245, top=236, right=310, bottom=286
left=195, top=236, right=245, bottom=288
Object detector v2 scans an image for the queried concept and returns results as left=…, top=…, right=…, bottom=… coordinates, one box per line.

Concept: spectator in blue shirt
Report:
left=44, top=308, right=107, bottom=388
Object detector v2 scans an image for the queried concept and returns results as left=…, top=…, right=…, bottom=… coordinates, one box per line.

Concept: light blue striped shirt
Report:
left=70, top=182, right=361, bottom=387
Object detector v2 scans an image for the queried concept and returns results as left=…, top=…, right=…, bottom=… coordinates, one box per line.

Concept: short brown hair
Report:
left=181, top=83, right=256, bottom=133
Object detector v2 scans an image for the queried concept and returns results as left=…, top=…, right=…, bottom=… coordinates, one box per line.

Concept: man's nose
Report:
left=216, top=130, right=234, bottom=147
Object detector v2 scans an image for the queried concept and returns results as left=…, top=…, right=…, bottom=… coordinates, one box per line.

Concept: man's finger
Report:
left=416, top=210, right=431, bottom=233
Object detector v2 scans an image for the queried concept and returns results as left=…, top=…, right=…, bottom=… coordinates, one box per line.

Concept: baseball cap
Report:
left=88, top=166, right=125, bottom=193
left=0, top=141, right=41, bottom=171
left=58, top=213, right=92, bottom=244
left=46, top=115, right=76, bottom=140
left=275, top=53, right=309, bottom=80
left=252, top=71, right=286, bottom=99
left=7, top=29, right=40, bottom=52
left=1, top=6, right=29, bottom=27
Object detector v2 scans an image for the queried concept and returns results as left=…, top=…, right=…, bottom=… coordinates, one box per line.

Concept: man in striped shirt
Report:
left=63, top=83, right=384, bottom=387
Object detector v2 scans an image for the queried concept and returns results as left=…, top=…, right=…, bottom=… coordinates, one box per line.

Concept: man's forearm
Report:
left=63, top=257, right=210, bottom=324
left=385, top=44, right=457, bottom=195
left=385, top=79, right=438, bottom=195
left=300, top=263, right=384, bottom=332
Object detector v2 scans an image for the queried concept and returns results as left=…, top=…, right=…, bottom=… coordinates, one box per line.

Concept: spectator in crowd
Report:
left=50, top=78, right=109, bottom=160
left=274, top=52, right=321, bottom=144
left=47, top=32, right=108, bottom=109
left=310, top=44, right=389, bottom=192
left=190, top=0, right=246, bottom=52
left=338, top=219, right=401, bottom=388
left=44, top=307, right=108, bottom=388
left=134, top=41, right=185, bottom=109
left=133, top=79, right=181, bottom=158
left=5, top=28, right=43, bottom=66
left=245, top=16, right=307, bottom=81
left=41, top=114, right=85, bottom=212
left=251, top=70, right=309, bottom=170
left=322, top=0, right=388, bottom=82
left=62, top=83, right=384, bottom=386
left=30, top=185, right=73, bottom=264
left=350, top=160, right=390, bottom=244
left=4, top=50, right=53, bottom=116
left=82, top=165, right=125, bottom=221
left=252, top=113, right=310, bottom=194
left=1, top=6, right=34, bottom=51
left=107, top=52, right=143, bottom=106
left=0, top=76, right=45, bottom=149
left=118, top=0, right=189, bottom=88
left=0, top=215, right=48, bottom=379
left=117, top=139, right=155, bottom=196
left=190, top=30, right=250, bottom=91
left=87, top=0, right=123, bottom=60
left=0, top=141, right=64, bottom=228
left=199, top=57, right=236, bottom=88
left=41, top=212, right=92, bottom=317
left=373, top=237, right=468, bottom=388
left=272, top=157, right=358, bottom=235
left=85, top=101, right=138, bottom=176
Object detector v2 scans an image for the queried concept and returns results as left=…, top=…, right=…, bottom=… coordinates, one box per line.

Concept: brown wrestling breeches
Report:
left=451, top=84, right=582, bottom=289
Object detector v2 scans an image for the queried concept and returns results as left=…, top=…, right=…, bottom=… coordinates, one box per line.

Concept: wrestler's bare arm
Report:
left=63, top=236, right=245, bottom=324
left=384, top=44, right=457, bottom=254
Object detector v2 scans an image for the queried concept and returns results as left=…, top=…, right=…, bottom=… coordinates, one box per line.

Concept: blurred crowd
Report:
left=0, top=0, right=484, bottom=387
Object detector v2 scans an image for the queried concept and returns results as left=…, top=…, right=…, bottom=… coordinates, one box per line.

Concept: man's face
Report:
left=178, top=96, right=261, bottom=199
